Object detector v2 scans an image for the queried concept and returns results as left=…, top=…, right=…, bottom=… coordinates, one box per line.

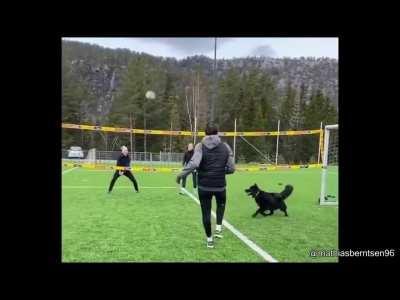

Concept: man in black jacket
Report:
left=180, top=143, right=197, bottom=194
left=108, top=146, right=139, bottom=193
left=176, top=125, right=235, bottom=249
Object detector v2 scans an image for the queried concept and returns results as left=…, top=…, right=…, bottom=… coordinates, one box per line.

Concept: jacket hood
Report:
left=201, top=134, right=221, bottom=149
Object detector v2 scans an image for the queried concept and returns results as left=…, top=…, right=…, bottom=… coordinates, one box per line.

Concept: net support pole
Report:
left=193, top=74, right=196, bottom=143
left=197, top=72, right=200, bottom=118
left=144, top=104, right=147, bottom=161
left=275, top=119, right=280, bottom=165
left=233, top=118, right=237, bottom=162
left=317, top=121, right=323, bottom=164
left=130, top=113, right=133, bottom=161
left=193, top=74, right=197, bottom=145
left=194, top=115, right=197, bottom=145
left=169, top=120, right=173, bottom=162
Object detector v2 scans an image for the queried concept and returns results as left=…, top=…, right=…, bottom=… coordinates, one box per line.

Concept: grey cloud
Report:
left=134, top=38, right=233, bottom=55
left=250, top=44, right=277, bottom=57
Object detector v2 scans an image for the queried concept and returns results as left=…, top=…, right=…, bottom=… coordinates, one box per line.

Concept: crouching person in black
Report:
left=176, top=125, right=235, bottom=249
left=108, top=146, right=139, bottom=194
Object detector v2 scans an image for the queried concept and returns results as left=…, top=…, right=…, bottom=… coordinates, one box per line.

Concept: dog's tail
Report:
left=280, top=185, right=294, bottom=201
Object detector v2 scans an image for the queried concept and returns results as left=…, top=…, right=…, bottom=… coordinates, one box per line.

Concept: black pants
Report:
left=181, top=171, right=197, bottom=189
left=108, top=170, right=139, bottom=192
left=198, top=188, right=226, bottom=238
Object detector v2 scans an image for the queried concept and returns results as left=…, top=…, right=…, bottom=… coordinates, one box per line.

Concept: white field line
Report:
left=62, top=167, right=78, bottom=175
left=61, top=168, right=336, bottom=175
left=181, top=187, right=278, bottom=263
left=62, top=186, right=176, bottom=189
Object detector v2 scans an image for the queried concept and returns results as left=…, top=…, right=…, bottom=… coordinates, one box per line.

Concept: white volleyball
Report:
left=145, top=90, right=156, bottom=99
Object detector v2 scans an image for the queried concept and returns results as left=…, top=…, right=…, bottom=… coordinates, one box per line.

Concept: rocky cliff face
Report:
left=180, top=55, right=338, bottom=108
left=69, top=59, right=127, bottom=124
left=63, top=41, right=338, bottom=125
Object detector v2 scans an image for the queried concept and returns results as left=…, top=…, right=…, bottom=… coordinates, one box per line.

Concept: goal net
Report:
left=319, top=124, right=338, bottom=205
left=233, top=130, right=323, bottom=166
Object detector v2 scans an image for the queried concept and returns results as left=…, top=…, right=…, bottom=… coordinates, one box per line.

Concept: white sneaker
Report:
left=215, top=229, right=223, bottom=239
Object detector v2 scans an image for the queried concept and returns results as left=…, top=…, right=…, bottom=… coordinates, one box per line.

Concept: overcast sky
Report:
left=63, top=37, right=338, bottom=60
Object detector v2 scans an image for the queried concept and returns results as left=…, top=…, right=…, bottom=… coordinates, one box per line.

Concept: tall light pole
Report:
left=209, top=37, right=217, bottom=125
left=143, top=99, right=147, bottom=160
left=185, top=86, right=193, bottom=133
left=144, top=90, right=156, bottom=161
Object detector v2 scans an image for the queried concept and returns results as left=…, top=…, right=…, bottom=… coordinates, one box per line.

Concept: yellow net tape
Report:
left=62, top=123, right=322, bottom=137
left=63, top=162, right=322, bottom=172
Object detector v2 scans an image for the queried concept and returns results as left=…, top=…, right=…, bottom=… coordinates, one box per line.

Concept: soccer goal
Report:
left=86, top=148, right=97, bottom=164
left=319, top=124, right=338, bottom=205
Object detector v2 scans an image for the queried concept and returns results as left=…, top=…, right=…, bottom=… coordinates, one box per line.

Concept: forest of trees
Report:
left=62, top=40, right=338, bottom=164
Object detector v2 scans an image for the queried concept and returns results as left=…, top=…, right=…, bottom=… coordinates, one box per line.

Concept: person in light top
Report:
left=179, top=143, right=197, bottom=194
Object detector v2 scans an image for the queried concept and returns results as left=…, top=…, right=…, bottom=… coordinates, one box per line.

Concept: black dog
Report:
left=245, top=184, right=294, bottom=217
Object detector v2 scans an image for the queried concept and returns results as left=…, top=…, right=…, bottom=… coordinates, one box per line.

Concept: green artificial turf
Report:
left=62, top=167, right=338, bottom=262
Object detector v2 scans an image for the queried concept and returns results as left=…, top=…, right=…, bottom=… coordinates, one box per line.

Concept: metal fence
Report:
left=62, top=149, right=184, bottom=165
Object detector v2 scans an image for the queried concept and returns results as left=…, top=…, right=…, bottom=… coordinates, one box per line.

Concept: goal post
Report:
left=86, top=148, right=97, bottom=164
left=319, top=124, right=338, bottom=205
